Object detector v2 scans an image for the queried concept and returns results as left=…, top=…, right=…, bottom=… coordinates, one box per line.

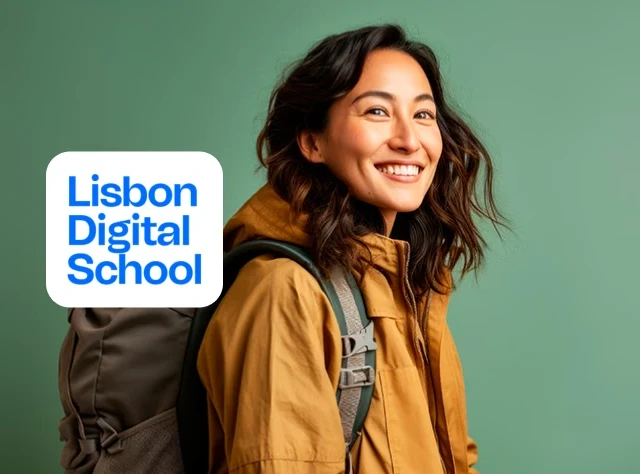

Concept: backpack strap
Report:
left=328, top=266, right=377, bottom=473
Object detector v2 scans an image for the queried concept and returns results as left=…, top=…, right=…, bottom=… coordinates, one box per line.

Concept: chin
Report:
left=382, top=188, right=429, bottom=213
left=384, top=200, right=424, bottom=214
left=395, top=204, right=423, bottom=214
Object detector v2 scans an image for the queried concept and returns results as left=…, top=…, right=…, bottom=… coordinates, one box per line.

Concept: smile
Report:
left=374, top=164, right=422, bottom=176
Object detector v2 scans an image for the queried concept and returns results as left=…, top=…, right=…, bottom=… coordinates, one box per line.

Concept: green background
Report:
left=2, top=0, right=639, bottom=472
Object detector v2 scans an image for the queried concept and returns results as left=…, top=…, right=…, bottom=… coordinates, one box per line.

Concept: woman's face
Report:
left=299, top=48, right=443, bottom=234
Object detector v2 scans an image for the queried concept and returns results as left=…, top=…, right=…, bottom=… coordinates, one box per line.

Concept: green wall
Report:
left=2, top=0, right=639, bottom=472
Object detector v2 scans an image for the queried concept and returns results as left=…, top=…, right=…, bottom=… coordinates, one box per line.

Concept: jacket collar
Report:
left=223, top=183, right=450, bottom=321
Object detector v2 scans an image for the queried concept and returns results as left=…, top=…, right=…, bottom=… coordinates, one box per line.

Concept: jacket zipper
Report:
left=401, top=243, right=447, bottom=474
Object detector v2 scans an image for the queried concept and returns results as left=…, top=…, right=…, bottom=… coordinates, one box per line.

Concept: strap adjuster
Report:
left=341, top=323, right=377, bottom=358
left=97, top=417, right=123, bottom=454
left=339, top=366, right=375, bottom=389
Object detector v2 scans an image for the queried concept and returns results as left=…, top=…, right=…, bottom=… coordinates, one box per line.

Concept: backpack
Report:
left=57, top=239, right=378, bottom=474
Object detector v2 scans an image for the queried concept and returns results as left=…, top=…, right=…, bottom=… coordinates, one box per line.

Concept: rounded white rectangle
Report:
left=46, top=151, right=223, bottom=308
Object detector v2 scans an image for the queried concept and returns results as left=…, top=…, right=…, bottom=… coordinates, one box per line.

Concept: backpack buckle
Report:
left=341, top=323, right=377, bottom=358
left=339, top=366, right=375, bottom=389
left=97, top=417, right=123, bottom=454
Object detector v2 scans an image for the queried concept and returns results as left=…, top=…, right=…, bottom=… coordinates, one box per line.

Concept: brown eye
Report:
left=415, top=110, right=435, bottom=120
left=366, top=108, right=388, bottom=117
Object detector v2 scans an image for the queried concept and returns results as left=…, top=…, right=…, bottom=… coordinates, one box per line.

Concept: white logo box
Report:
left=46, top=151, right=223, bottom=308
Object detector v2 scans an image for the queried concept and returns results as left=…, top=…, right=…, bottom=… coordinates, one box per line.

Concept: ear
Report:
left=297, top=130, right=325, bottom=164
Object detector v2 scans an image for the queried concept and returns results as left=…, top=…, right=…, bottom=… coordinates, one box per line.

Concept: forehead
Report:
left=349, top=49, right=433, bottom=96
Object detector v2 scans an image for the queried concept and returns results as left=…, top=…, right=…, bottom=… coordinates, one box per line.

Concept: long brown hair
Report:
left=256, top=24, right=512, bottom=296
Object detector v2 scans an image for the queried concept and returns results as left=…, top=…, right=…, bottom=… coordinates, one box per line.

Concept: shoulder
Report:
left=233, top=254, right=326, bottom=303
left=198, top=253, right=342, bottom=372
left=216, top=253, right=335, bottom=330
left=236, top=253, right=320, bottom=288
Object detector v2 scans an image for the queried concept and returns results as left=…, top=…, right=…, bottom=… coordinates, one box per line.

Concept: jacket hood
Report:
left=223, top=184, right=312, bottom=252
left=223, top=184, right=397, bottom=266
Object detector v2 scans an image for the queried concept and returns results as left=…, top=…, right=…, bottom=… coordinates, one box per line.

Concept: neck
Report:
left=380, top=209, right=397, bottom=237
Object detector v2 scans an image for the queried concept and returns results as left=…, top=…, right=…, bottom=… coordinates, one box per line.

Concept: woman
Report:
left=197, top=24, right=509, bottom=474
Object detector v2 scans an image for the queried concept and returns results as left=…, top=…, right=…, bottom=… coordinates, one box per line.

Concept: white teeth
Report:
left=377, top=164, right=421, bottom=176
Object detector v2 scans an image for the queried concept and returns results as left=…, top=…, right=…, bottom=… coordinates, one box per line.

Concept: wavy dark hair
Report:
left=256, top=24, right=512, bottom=296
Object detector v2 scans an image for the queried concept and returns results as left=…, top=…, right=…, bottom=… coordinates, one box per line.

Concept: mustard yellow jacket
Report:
left=197, top=184, right=479, bottom=473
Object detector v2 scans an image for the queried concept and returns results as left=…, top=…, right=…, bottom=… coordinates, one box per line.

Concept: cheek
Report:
left=422, top=128, right=443, bottom=161
left=330, top=120, right=384, bottom=157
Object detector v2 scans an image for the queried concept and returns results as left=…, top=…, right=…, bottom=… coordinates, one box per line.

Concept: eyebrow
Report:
left=350, top=90, right=435, bottom=105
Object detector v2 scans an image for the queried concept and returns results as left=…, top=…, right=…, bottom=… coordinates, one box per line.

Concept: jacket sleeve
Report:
left=197, top=256, right=346, bottom=474
left=467, top=436, right=479, bottom=474
left=443, top=322, right=480, bottom=474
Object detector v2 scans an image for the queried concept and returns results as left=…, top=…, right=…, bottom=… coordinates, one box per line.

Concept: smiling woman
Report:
left=197, top=23, right=511, bottom=474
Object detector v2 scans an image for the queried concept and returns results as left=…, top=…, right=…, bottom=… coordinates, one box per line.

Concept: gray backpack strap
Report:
left=329, top=268, right=377, bottom=472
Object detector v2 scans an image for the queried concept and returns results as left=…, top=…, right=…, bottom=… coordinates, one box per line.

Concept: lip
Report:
left=379, top=171, right=421, bottom=183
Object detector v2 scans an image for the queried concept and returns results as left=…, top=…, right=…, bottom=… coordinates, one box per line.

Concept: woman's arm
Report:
left=197, top=255, right=346, bottom=474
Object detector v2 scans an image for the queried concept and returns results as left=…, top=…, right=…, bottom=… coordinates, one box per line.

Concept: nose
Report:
left=387, top=118, right=421, bottom=154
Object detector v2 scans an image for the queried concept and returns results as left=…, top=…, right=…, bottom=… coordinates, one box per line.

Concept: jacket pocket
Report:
left=379, top=367, right=444, bottom=474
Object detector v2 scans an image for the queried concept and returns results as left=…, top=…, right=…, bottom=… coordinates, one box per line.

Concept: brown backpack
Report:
left=58, top=307, right=196, bottom=473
